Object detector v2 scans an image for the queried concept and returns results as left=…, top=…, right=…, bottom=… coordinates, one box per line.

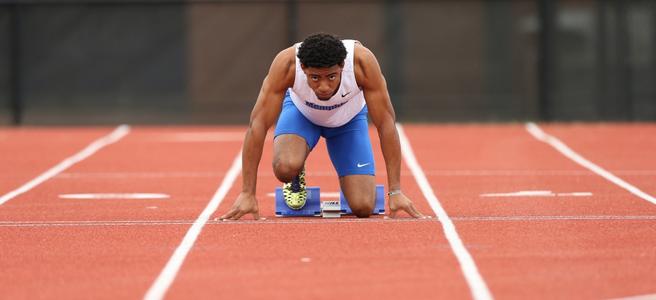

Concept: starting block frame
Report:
left=274, top=186, right=321, bottom=217
left=275, top=184, right=385, bottom=217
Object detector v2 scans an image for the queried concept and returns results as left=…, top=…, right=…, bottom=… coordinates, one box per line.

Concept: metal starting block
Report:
left=320, top=200, right=341, bottom=218
left=274, top=184, right=386, bottom=217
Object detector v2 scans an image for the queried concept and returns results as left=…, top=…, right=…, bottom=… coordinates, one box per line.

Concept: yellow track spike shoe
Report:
left=283, top=168, right=307, bottom=210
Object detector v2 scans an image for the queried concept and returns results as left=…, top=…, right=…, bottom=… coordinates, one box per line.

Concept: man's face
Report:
left=301, top=64, right=343, bottom=100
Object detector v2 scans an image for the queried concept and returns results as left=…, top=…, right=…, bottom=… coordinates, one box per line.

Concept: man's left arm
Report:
left=355, top=44, right=425, bottom=219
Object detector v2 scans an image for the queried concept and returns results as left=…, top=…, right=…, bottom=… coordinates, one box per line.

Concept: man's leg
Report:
left=273, top=93, right=320, bottom=209
left=272, top=92, right=320, bottom=182
left=272, top=134, right=308, bottom=182
left=324, top=106, right=376, bottom=218
left=339, top=175, right=376, bottom=218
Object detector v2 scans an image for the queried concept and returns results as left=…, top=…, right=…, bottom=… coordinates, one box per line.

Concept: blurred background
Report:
left=0, top=0, right=654, bottom=125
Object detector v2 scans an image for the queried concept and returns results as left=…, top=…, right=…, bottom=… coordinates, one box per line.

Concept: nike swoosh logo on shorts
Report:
left=357, top=162, right=370, bottom=168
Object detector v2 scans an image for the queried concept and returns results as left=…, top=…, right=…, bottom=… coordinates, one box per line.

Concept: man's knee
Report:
left=349, top=197, right=375, bottom=218
left=272, top=157, right=303, bottom=183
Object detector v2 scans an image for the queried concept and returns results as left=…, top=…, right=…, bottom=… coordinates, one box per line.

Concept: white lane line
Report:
left=397, top=124, right=493, bottom=300
left=558, top=192, right=593, bottom=197
left=424, top=170, right=656, bottom=176
left=0, top=125, right=130, bottom=206
left=56, top=172, right=227, bottom=179
left=609, top=293, right=656, bottom=300
left=450, top=215, right=656, bottom=221
left=480, top=190, right=593, bottom=198
left=150, top=132, right=263, bottom=143
left=52, top=169, right=656, bottom=180
left=144, top=150, right=242, bottom=300
left=2, top=215, right=655, bottom=228
left=526, top=123, right=656, bottom=206
left=59, top=193, right=170, bottom=200
left=481, top=190, right=553, bottom=197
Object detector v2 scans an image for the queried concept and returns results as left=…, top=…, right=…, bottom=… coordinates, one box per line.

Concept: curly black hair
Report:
left=297, top=33, right=347, bottom=68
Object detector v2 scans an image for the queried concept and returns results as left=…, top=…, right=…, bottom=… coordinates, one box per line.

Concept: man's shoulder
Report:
left=279, top=46, right=296, bottom=59
left=353, top=42, right=376, bottom=66
left=353, top=43, right=380, bottom=88
left=269, top=47, right=296, bottom=88
left=273, top=46, right=296, bottom=70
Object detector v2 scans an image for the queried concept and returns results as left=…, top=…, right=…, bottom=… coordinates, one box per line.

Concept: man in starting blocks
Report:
left=220, top=33, right=426, bottom=220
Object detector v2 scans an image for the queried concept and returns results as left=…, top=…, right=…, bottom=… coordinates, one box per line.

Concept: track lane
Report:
left=534, top=123, right=656, bottom=200
left=165, top=128, right=473, bottom=299
left=403, top=124, right=656, bottom=299
left=0, top=127, right=244, bottom=298
left=5, top=124, right=654, bottom=298
left=0, top=127, right=119, bottom=199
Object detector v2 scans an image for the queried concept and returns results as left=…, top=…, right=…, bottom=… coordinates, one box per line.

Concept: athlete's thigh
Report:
left=324, top=114, right=375, bottom=177
left=273, top=93, right=321, bottom=162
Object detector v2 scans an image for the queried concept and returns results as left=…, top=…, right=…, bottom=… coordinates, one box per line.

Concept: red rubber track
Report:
left=0, top=127, right=244, bottom=298
left=403, top=124, right=656, bottom=299
left=0, top=127, right=114, bottom=195
left=1, top=124, right=655, bottom=299
left=166, top=129, right=471, bottom=299
left=539, top=123, right=656, bottom=197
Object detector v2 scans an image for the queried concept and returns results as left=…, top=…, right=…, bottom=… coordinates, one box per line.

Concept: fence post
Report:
left=537, top=0, right=556, bottom=121
left=614, top=0, right=632, bottom=120
left=596, top=0, right=608, bottom=119
left=286, top=0, right=298, bottom=46
left=9, top=4, right=23, bottom=126
left=384, top=0, right=403, bottom=118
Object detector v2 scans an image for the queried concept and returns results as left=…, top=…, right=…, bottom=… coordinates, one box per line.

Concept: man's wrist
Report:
left=241, top=189, right=256, bottom=196
left=387, top=189, right=402, bottom=197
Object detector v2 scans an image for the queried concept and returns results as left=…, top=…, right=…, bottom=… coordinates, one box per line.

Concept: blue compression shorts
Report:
left=274, top=91, right=375, bottom=177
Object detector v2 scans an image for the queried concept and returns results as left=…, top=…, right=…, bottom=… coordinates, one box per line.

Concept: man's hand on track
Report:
left=219, top=192, right=262, bottom=221
left=388, top=192, right=427, bottom=219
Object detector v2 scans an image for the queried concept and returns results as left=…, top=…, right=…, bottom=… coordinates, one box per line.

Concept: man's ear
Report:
left=301, top=63, right=308, bottom=70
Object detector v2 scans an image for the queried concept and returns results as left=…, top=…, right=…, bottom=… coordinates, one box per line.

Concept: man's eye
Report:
left=329, top=75, right=336, bottom=80
left=311, top=76, right=319, bottom=81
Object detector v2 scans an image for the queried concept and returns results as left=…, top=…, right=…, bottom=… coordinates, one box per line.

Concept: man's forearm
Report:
left=378, top=120, right=402, bottom=191
left=240, top=122, right=267, bottom=194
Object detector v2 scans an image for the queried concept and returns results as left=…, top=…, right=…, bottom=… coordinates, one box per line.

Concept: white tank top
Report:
left=288, top=40, right=366, bottom=128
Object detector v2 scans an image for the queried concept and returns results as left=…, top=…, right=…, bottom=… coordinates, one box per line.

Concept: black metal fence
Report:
left=1, top=0, right=654, bottom=125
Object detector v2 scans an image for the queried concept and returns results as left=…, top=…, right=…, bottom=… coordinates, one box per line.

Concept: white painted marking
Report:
left=56, top=171, right=225, bottom=179
left=424, top=170, right=656, bottom=176
left=53, top=169, right=656, bottom=180
left=397, top=123, right=492, bottom=300
left=609, top=293, right=656, bottom=300
left=526, top=123, right=656, bottom=206
left=480, top=190, right=593, bottom=198
left=266, top=192, right=341, bottom=198
left=300, top=257, right=311, bottom=263
left=481, top=190, right=554, bottom=197
left=557, top=192, right=593, bottom=197
left=1, top=215, right=655, bottom=228
left=152, top=132, right=246, bottom=142
left=450, top=215, right=656, bottom=222
left=144, top=150, right=242, bottom=300
left=0, top=125, right=130, bottom=206
left=146, top=206, right=159, bottom=209
left=59, top=193, right=170, bottom=200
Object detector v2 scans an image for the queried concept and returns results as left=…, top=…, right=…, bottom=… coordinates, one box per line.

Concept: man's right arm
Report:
left=220, top=47, right=295, bottom=221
